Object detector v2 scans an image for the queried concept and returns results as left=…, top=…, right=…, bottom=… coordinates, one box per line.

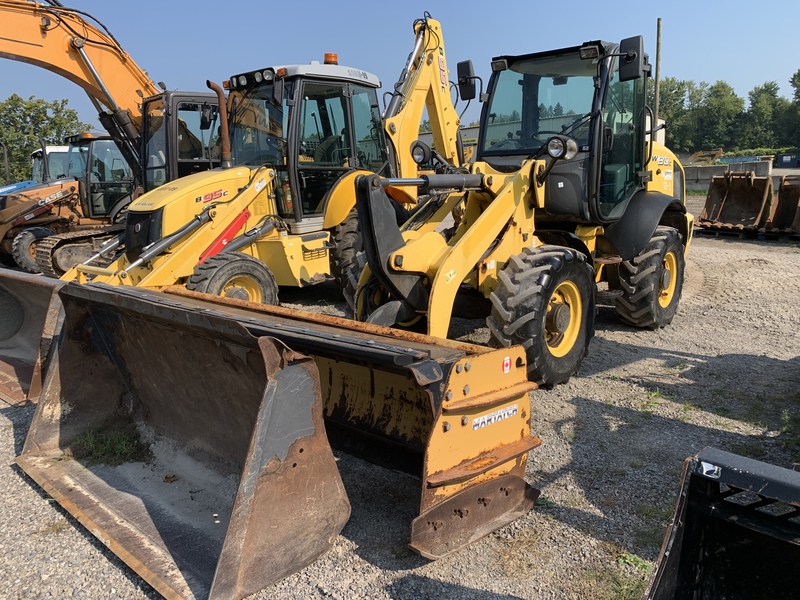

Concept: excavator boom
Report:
left=0, top=0, right=159, bottom=126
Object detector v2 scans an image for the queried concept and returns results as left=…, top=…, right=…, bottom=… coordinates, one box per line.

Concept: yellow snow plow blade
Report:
left=0, top=268, right=64, bottom=405
left=17, top=283, right=540, bottom=598
left=698, top=171, right=773, bottom=232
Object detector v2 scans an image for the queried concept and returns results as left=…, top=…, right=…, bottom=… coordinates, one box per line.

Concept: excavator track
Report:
left=35, top=225, right=123, bottom=277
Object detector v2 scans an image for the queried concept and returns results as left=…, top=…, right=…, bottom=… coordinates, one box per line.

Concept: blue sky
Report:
left=1, top=0, right=798, bottom=130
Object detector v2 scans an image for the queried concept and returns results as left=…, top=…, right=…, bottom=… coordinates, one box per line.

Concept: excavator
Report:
left=353, top=35, right=693, bottom=387
left=65, top=14, right=463, bottom=305
left=0, top=0, right=220, bottom=274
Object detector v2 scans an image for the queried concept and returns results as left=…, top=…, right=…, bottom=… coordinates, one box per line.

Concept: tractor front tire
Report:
left=487, top=245, right=595, bottom=387
left=613, top=227, right=684, bottom=329
left=330, top=209, right=361, bottom=309
left=11, top=227, right=55, bottom=274
left=187, top=252, right=279, bottom=305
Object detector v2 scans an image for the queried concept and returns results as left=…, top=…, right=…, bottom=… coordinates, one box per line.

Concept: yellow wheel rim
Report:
left=658, top=252, right=678, bottom=309
left=221, top=276, right=262, bottom=302
left=546, top=280, right=582, bottom=358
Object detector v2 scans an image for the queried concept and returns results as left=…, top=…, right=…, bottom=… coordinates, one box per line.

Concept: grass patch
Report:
left=34, top=518, right=69, bottom=536
left=495, top=529, right=545, bottom=576
left=70, top=417, right=151, bottom=466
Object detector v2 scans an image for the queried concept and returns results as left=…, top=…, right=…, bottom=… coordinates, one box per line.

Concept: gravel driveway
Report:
left=2, top=211, right=798, bottom=599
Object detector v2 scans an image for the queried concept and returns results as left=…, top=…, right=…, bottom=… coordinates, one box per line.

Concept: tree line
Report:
left=652, top=69, right=800, bottom=155
left=0, top=94, right=90, bottom=186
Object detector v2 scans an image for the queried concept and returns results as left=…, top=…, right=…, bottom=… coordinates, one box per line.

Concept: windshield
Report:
left=228, top=82, right=289, bottom=168
left=481, top=49, right=597, bottom=157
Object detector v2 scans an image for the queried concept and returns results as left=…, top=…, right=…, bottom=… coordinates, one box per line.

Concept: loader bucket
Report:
left=17, top=287, right=351, bottom=600
left=697, top=171, right=773, bottom=232
left=17, top=283, right=540, bottom=590
left=0, top=268, right=64, bottom=405
left=645, top=447, right=800, bottom=600
left=762, top=175, right=800, bottom=234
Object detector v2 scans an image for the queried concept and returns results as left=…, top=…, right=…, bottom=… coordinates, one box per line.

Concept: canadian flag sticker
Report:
left=502, top=356, right=511, bottom=373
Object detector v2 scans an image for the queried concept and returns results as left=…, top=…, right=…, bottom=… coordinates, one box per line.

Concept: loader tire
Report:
left=11, top=227, right=55, bottom=274
left=330, top=209, right=361, bottom=309
left=187, top=252, right=279, bottom=304
left=487, top=246, right=594, bottom=387
left=613, top=226, right=684, bottom=329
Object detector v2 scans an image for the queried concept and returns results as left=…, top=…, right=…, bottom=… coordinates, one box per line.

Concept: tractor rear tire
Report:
left=613, top=227, right=684, bottom=329
left=330, top=209, right=361, bottom=309
left=487, top=245, right=595, bottom=387
left=187, top=252, right=279, bottom=304
left=11, top=227, right=55, bottom=273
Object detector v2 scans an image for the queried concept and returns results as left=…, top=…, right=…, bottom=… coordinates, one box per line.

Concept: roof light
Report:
left=490, top=59, right=508, bottom=72
left=229, top=77, right=237, bottom=89
left=324, top=53, right=339, bottom=65
left=254, top=71, right=263, bottom=83
left=238, top=75, right=247, bottom=87
left=263, top=70, right=274, bottom=81
left=579, top=44, right=602, bottom=60
left=277, top=67, right=287, bottom=77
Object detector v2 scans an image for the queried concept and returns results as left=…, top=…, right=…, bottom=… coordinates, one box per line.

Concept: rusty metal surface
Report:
left=410, top=474, right=539, bottom=559
left=762, top=175, right=800, bottom=234
left=17, top=289, right=349, bottom=600
left=17, top=282, right=540, bottom=595
left=0, top=268, right=64, bottom=405
left=697, top=172, right=773, bottom=231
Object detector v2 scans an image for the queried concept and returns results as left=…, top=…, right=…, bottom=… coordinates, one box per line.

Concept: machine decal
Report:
left=196, top=189, right=229, bottom=203
left=473, top=404, right=518, bottom=431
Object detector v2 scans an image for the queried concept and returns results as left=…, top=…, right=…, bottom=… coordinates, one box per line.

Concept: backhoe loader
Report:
left=0, top=12, right=459, bottom=406
left=0, top=0, right=220, bottom=274
left=354, top=36, right=693, bottom=387
left=67, top=14, right=463, bottom=304
left=0, top=132, right=134, bottom=273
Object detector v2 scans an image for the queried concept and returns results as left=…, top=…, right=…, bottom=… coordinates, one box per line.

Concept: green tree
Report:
left=0, top=94, right=91, bottom=185
left=741, top=82, right=790, bottom=148
left=694, top=81, right=744, bottom=150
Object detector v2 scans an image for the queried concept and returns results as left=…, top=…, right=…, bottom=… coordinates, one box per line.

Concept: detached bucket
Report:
left=762, top=175, right=800, bottom=234
left=698, top=171, right=773, bottom=231
left=17, top=285, right=350, bottom=600
left=0, top=269, right=64, bottom=405
left=646, top=448, right=800, bottom=599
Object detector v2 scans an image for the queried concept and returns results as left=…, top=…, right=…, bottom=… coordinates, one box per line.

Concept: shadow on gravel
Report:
left=334, top=452, right=429, bottom=572
left=386, top=574, right=524, bottom=599
left=0, top=402, right=35, bottom=455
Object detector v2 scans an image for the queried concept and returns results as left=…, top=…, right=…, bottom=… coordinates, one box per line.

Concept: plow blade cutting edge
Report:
left=17, top=283, right=540, bottom=599
left=698, top=171, right=773, bottom=232
left=646, top=447, right=800, bottom=599
left=0, top=268, right=64, bottom=405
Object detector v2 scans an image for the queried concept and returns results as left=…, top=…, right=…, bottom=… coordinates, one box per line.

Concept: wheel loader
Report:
left=0, top=0, right=221, bottom=275
left=354, top=35, right=693, bottom=387
left=66, top=14, right=464, bottom=305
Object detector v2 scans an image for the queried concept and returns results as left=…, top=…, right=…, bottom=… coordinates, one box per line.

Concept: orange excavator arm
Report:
left=0, top=0, right=161, bottom=134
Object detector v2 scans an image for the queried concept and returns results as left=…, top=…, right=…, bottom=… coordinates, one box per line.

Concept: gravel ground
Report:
left=2, top=205, right=799, bottom=599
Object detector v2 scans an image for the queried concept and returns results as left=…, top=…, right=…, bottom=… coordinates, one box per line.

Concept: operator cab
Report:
left=473, top=37, right=649, bottom=225
left=141, top=92, right=221, bottom=192
left=227, top=57, right=391, bottom=234
left=63, top=132, right=134, bottom=221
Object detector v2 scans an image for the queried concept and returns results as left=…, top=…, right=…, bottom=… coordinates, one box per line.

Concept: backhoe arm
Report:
left=384, top=14, right=462, bottom=178
left=0, top=1, right=161, bottom=137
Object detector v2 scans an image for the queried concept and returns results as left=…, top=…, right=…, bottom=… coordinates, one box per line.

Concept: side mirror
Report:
left=200, top=103, right=214, bottom=130
left=456, top=60, right=477, bottom=101
left=618, top=36, right=645, bottom=82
